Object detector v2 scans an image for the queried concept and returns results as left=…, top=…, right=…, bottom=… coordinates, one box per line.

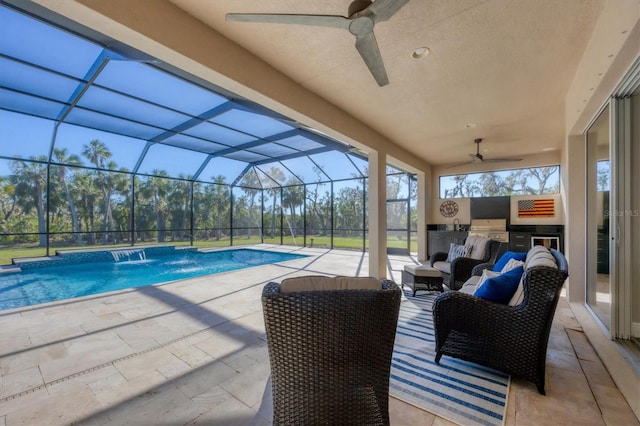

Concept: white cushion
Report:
left=526, top=244, right=549, bottom=258
left=479, top=269, right=501, bottom=285
left=280, top=276, right=381, bottom=292
left=432, top=260, right=451, bottom=275
left=404, top=264, right=441, bottom=277
left=463, top=234, right=478, bottom=250
left=501, top=258, right=525, bottom=273
left=525, top=247, right=557, bottom=269
left=470, top=269, right=501, bottom=295
left=466, top=236, right=490, bottom=260
left=508, top=247, right=558, bottom=306
left=459, top=275, right=482, bottom=294
left=508, top=277, right=525, bottom=306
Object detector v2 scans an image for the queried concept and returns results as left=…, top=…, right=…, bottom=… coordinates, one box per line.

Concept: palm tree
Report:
left=282, top=180, right=304, bottom=240
left=238, top=170, right=262, bottom=239
left=52, top=148, right=83, bottom=245
left=139, top=171, right=170, bottom=243
left=82, top=139, right=111, bottom=169
left=74, top=170, right=98, bottom=244
left=210, top=176, right=230, bottom=241
left=265, top=167, right=285, bottom=239
left=11, top=157, right=48, bottom=247
left=168, top=175, right=191, bottom=241
left=81, top=140, right=115, bottom=244
left=99, top=161, right=122, bottom=244
left=109, top=169, right=132, bottom=244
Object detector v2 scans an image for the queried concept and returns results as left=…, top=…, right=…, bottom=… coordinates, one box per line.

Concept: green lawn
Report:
left=1, top=236, right=416, bottom=266
left=0, top=246, right=47, bottom=265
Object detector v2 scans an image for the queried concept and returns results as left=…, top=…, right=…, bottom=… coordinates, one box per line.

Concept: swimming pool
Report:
left=0, top=249, right=306, bottom=311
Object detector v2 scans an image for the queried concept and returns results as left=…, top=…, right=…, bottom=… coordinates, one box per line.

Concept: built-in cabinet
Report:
left=427, top=231, right=468, bottom=258
left=428, top=227, right=564, bottom=256
left=510, top=232, right=531, bottom=252
left=508, top=226, right=564, bottom=253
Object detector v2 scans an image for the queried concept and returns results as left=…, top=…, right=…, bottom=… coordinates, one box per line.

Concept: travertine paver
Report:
left=0, top=246, right=636, bottom=425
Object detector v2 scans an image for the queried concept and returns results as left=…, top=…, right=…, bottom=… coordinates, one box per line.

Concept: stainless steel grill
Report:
left=469, top=218, right=509, bottom=242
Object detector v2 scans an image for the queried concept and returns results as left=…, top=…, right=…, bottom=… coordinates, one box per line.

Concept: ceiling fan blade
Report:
left=354, top=31, right=389, bottom=86
left=445, top=161, right=473, bottom=169
left=482, top=157, right=523, bottom=162
left=447, top=156, right=522, bottom=169
left=367, top=0, right=410, bottom=22
left=225, top=13, right=350, bottom=29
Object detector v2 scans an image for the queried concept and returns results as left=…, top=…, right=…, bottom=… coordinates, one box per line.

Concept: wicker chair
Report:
left=432, top=248, right=568, bottom=394
left=430, top=238, right=501, bottom=290
left=262, top=276, right=401, bottom=425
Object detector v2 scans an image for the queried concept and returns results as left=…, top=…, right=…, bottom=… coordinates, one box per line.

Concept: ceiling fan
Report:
left=225, top=0, right=410, bottom=87
left=447, top=138, right=523, bottom=168
left=468, top=138, right=523, bottom=164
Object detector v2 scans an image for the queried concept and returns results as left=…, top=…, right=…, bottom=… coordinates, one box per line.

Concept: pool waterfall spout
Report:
left=111, top=248, right=147, bottom=262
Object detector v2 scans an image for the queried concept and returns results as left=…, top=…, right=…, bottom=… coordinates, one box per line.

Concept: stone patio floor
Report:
left=0, top=245, right=637, bottom=425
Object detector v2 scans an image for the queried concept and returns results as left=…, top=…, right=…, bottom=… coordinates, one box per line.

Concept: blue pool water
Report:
left=0, top=249, right=306, bottom=311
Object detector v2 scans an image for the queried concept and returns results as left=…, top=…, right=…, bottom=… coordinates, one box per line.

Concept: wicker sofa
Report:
left=432, top=246, right=568, bottom=394
left=262, top=276, right=401, bottom=425
left=430, top=236, right=501, bottom=290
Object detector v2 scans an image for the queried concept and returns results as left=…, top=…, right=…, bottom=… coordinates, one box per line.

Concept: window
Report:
left=439, top=166, right=560, bottom=198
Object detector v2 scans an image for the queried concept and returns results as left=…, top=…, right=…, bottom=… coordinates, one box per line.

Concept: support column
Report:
left=417, top=171, right=427, bottom=262
left=565, top=133, right=586, bottom=303
left=368, top=151, right=387, bottom=278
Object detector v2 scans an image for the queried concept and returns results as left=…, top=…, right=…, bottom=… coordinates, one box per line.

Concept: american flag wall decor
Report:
left=518, top=199, right=555, bottom=218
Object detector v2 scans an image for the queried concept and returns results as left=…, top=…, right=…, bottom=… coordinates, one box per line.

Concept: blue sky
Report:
left=0, top=5, right=366, bottom=186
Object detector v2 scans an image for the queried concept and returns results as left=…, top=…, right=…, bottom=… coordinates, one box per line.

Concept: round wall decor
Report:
left=439, top=200, right=459, bottom=218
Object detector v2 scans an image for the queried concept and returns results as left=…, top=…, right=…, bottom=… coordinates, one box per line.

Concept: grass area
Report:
left=0, top=246, right=47, bottom=265
left=1, top=235, right=416, bottom=266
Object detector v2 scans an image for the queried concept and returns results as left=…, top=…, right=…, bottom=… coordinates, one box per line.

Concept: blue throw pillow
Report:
left=493, top=251, right=527, bottom=272
left=474, top=266, right=524, bottom=304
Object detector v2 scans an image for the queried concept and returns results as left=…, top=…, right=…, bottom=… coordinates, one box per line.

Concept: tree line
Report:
left=441, top=166, right=561, bottom=198
left=0, top=139, right=376, bottom=248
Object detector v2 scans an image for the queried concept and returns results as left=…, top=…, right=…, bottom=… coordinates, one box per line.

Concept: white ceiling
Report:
left=168, top=0, right=604, bottom=166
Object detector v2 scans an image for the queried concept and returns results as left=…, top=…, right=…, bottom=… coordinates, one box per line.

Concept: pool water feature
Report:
left=111, top=248, right=147, bottom=262
left=0, top=249, right=307, bottom=311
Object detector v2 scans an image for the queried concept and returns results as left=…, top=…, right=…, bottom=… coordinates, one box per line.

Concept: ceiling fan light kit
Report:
left=226, top=0, right=410, bottom=87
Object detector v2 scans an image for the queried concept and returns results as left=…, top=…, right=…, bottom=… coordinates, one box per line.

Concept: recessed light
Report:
left=411, top=47, right=430, bottom=59
left=465, top=123, right=476, bottom=128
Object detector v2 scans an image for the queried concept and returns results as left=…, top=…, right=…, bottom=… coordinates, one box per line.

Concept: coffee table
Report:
left=402, top=263, right=444, bottom=296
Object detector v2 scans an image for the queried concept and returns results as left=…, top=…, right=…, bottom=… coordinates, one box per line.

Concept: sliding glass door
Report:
left=586, top=60, right=639, bottom=340
left=586, top=106, right=611, bottom=329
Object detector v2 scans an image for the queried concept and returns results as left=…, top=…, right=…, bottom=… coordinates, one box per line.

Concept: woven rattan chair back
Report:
left=262, top=278, right=401, bottom=425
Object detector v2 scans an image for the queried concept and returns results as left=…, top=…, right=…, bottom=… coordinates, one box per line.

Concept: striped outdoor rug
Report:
left=390, top=291, right=510, bottom=426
